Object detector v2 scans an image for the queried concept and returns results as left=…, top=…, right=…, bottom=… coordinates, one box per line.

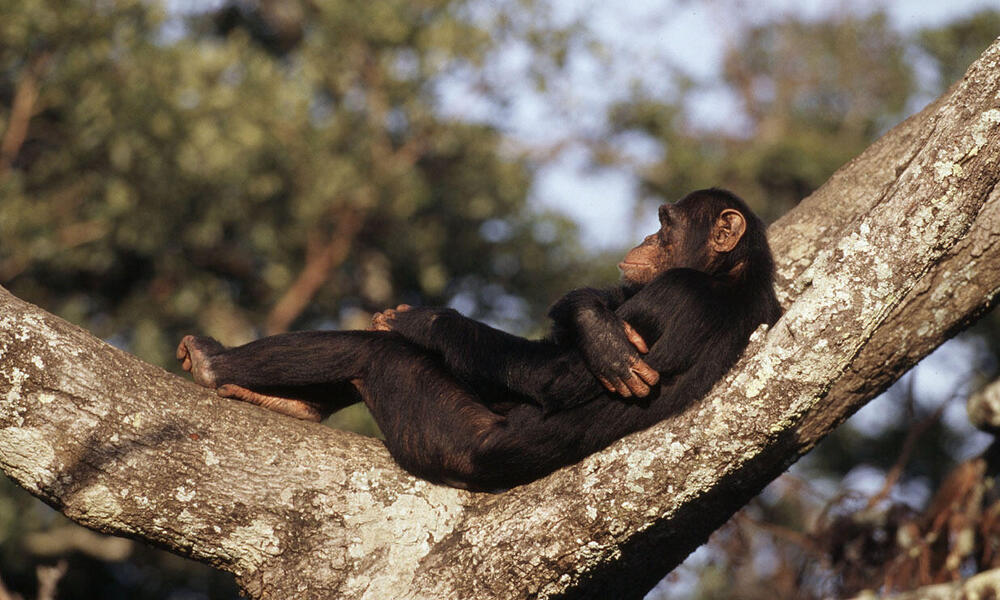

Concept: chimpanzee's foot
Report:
left=216, top=384, right=328, bottom=422
left=368, top=304, right=412, bottom=331
left=176, top=335, right=225, bottom=388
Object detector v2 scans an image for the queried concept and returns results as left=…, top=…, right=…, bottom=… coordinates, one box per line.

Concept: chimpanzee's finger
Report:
left=632, top=359, right=660, bottom=386
left=396, top=304, right=412, bottom=312
left=624, top=374, right=651, bottom=398
left=622, top=321, right=649, bottom=354
left=613, top=378, right=633, bottom=398
left=598, top=375, right=616, bottom=393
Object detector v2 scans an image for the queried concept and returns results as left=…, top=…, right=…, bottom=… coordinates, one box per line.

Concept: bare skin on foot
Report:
left=176, top=335, right=221, bottom=388
left=177, top=335, right=329, bottom=422
left=368, top=304, right=411, bottom=331
left=216, top=384, right=326, bottom=422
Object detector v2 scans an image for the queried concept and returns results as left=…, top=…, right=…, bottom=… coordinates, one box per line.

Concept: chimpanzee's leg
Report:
left=178, top=331, right=386, bottom=387
left=334, top=336, right=597, bottom=491
left=177, top=330, right=518, bottom=488
left=351, top=342, right=514, bottom=489
left=177, top=331, right=385, bottom=421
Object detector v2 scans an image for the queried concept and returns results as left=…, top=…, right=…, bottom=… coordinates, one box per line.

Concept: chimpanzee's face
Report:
left=618, top=203, right=688, bottom=286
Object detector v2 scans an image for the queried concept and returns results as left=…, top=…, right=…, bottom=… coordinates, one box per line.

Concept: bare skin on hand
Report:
left=596, top=321, right=660, bottom=398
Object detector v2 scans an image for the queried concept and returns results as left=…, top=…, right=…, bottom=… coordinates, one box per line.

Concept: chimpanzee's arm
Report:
left=387, top=307, right=605, bottom=409
left=547, top=287, right=628, bottom=344
left=531, top=272, right=720, bottom=411
left=547, top=287, right=660, bottom=398
left=615, top=269, right=722, bottom=377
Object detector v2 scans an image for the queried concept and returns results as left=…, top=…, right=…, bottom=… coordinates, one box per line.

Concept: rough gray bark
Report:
left=1, top=39, right=999, bottom=600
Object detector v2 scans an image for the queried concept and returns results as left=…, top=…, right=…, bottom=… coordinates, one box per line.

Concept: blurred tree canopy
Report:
left=2, top=1, right=999, bottom=598
left=603, top=12, right=915, bottom=221
left=0, top=0, right=600, bottom=596
left=0, top=0, right=597, bottom=374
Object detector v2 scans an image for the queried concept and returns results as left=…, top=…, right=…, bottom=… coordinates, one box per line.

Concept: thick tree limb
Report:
left=1, top=40, right=999, bottom=600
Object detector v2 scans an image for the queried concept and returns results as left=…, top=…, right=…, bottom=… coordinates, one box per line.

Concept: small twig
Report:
left=735, top=512, right=826, bottom=557
left=0, top=53, right=52, bottom=174
left=264, top=208, right=363, bottom=334
left=865, top=395, right=948, bottom=510
left=979, top=503, right=1000, bottom=566
left=774, top=472, right=829, bottom=501
left=35, top=561, right=67, bottom=600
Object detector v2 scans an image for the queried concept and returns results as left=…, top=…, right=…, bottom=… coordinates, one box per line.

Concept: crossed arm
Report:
left=547, top=287, right=659, bottom=398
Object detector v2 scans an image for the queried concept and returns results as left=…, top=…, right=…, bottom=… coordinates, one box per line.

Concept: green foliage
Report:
left=0, top=0, right=589, bottom=374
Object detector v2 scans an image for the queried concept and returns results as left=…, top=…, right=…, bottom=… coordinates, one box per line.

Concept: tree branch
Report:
left=264, top=207, right=363, bottom=335
left=1, top=39, right=999, bottom=600
left=0, top=53, right=51, bottom=174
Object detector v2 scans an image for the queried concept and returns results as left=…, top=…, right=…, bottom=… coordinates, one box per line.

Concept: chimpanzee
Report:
left=176, top=188, right=782, bottom=491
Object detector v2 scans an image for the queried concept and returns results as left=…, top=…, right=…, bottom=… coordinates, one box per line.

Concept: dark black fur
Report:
left=186, top=189, right=782, bottom=491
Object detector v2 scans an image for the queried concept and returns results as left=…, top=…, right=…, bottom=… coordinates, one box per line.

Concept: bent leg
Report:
left=342, top=341, right=518, bottom=489
left=177, top=330, right=387, bottom=420
left=178, top=330, right=388, bottom=388
left=178, top=329, right=555, bottom=489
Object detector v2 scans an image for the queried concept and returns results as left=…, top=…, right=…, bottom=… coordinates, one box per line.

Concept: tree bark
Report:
left=1, top=40, right=999, bottom=600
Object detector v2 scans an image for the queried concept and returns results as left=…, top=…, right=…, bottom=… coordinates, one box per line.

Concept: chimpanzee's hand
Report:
left=577, top=309, right=660, bottom=398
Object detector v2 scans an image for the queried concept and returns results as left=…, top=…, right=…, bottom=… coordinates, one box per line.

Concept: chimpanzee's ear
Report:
left=709, top=209, right=746, bottom=253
